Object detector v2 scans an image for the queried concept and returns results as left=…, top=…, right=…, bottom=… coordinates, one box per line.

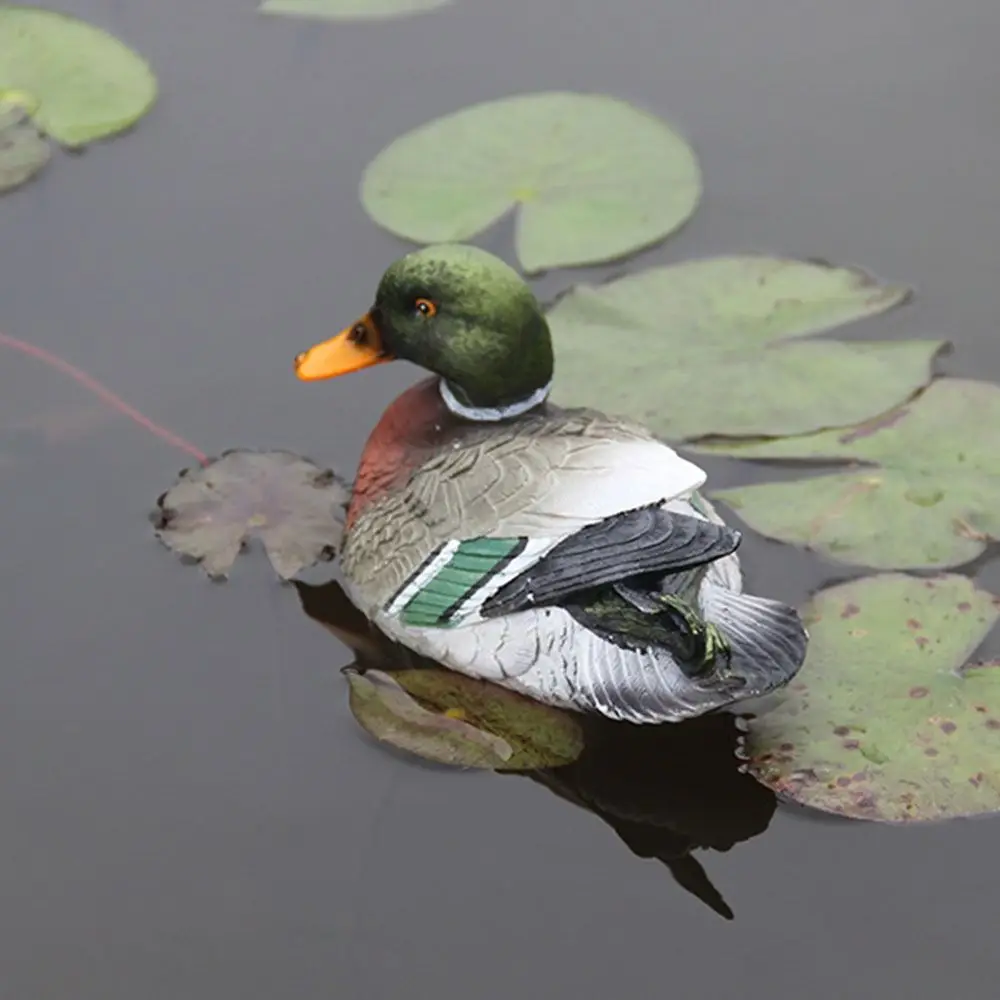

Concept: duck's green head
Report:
left=295, top=245, right=554, bottom=419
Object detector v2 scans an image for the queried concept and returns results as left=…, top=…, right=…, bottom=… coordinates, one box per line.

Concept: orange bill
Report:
left=294, top=312, right=394, bottom=381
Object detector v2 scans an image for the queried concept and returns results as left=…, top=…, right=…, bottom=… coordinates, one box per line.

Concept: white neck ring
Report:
left=439, top=378, right=552, bottom=422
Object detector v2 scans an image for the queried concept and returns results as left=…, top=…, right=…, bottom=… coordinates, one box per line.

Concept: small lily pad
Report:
left=154, top=449, right=350, bottom=580
left=260, top=0, right=450, bottom=20
left=0, top=6, right=157, bottom=147
left=548, top=255, right=933, bottom=441
left=747, top=573, right=1000, bottom=822
left=697, top=378, right=1000, bottom=569
left=345, top=665, right=584, bottom=770
left=361, top=92, right=701, bottom=273
left=0, top=99, right=50, bottom=193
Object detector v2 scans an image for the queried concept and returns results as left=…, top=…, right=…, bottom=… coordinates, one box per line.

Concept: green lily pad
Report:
left=747, top=573, right=1000, bottom=823
left=360, top=92, right=701, bottom=273
left=154, top=450, right=350, bottom=580
left=697, top=378, right=999, bottom=569
left=345, top=665, right=584, bottom=770
left=0, top=99, right=49, bottom=193
left=548, top=255, right=933, bottom=441
left=260, top=0, right=450, bottom=20
left=0, top=6, right=157, bottom=146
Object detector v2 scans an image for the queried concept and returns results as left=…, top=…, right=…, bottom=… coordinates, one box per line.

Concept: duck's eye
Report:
left=348, top=322, right=369, bottom=345
left=414, top=298, right=437, bottom=318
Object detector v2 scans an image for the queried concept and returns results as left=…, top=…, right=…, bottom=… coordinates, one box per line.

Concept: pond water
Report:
left=3, top=0, right=1000, bottom=995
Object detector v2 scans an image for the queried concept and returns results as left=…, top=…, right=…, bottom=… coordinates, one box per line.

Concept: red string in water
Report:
left=0, top=330, right=210, bottom=467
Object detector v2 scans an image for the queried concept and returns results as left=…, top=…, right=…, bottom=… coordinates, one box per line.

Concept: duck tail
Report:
left=698, top=580, right=808, bottom=690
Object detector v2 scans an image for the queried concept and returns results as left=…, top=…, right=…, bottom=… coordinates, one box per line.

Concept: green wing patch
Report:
left=399, top=537, right=527, bottom=627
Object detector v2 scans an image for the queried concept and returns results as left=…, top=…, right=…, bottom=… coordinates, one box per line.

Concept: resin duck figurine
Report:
left=295, top=245, right=807, bottom=724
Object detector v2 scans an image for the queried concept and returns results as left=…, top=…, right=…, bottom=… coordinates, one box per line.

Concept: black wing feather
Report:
left=481, top=504, right=740, bottom=618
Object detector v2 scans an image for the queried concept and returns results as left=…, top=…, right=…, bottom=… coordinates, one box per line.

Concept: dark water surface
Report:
left=3, top=0, right=1000, bottom=995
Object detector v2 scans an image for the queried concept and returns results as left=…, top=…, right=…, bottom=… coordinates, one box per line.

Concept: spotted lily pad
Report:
left=0, top=99, right=49, bottom=193
left=361, top=92, right=701, bottom=273
left=747, top=573, right=1000, bottom=822
left=548, top=255, right=933, bottom=441
left=0, top=6, right=157, bottom=147
left=260, top=0, right=450, bottom=20
left=154, top=450, right=350, bottom=580
left=696, top=378, right=999, bottom=569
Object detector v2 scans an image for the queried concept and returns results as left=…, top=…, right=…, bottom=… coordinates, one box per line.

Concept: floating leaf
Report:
left=361, top=92, right=701, bottom=273
left=0, top=6, right=157, bottom=146
left=346, top=664, right=584, bottom=770
left=747, top=573, right=1000, bottom=822
left=548, top=255, right=932, bottom=441
left=260, top=0, right=450, bottom=20
left=697, top=379, right=999, bottom=569
left=154, top=450, right=350, bottom=580
left=0, top=99, right=49, bottom=193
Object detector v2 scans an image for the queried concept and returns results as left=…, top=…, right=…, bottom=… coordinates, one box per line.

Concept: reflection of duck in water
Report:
left=294, top=244, right=807, bottom=724
left=294, top=579, right=776, bottom=921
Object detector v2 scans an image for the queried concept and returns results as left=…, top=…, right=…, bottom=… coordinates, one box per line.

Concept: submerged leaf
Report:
left=747, top=573, right=1000, bottom=822
left=154, top=450, right=350, bottom=580
left=0, top=99, right=49, bottom=193
left=361, top=92, right=701, bottom=273
left=0, top=6, right=157, bottom=146
left=260, top=0, right=450, bottom=20
left=346, top=668, right=514, bottom=767
left=548, top=255, right=930, bottom=441
left=346, top=664, right=584, bottom=770
left=698, top=378, right=1000, bottom=569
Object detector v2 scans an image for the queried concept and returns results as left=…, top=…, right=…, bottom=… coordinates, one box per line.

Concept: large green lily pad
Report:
left=0, top=98, right=49, bottom=193
left=548, top=255, right=934, bottom=441
left=346, top=665, right=584, bottom=770
left=0, top=6, right=157, bottom=146
left=154, top=450, right=350, bottom=580
left=747, top=573, right=1000, bottom=822
left=260, top=0, right=450, bottom=20
left=360, top=92, right=701, bottom=273
left=697, top=378, right=999, bottom=569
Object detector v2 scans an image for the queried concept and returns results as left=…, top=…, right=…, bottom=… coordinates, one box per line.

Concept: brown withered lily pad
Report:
left=747, top=573, right=1000, bottom=822
left=345, top=665, right=584, bottom=771
left=154, top=449, right=350, bottom=579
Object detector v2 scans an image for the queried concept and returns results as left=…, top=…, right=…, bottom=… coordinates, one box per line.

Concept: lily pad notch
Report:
left=361, top=92, right=702, bottom=273
left=697, top=378, right=998, bottom=570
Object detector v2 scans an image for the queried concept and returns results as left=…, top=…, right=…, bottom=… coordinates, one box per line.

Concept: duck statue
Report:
left=294, top=244, right=807, bottom=724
